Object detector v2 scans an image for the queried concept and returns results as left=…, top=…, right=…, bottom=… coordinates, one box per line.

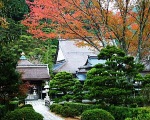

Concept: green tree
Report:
left=140, top=74, right=150, bottom=105
left=84, top=46, right=144, bottom=105
left=0, top=0, right=29, bottom=44
left=9, top=35, right=58, bottom=75
left=50, top=72, right=76, bottom=102
left=0, top=0, right=29, bottom=105
left=1, top=0, right=29, bottom=21
left=0, top=46, right=21, bottom=104
left=72, top=80, right=83, bottom=102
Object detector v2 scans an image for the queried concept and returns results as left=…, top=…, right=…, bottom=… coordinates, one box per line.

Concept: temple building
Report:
left=53, top=39, right=105, bottom=82
left=16, top=53, right=50, bottom=100
left=53, top=39, right=99, bottom=74
left=53, top=39, right=150, bottom=83
left=76, top=56, right=106, bottom=82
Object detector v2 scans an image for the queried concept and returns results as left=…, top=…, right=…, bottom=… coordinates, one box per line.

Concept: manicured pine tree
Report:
left=84, top=46, right=144, bottom=106
left=50, top=71, right=76, bottom=102
left=73, top=80, right=83, bottom=103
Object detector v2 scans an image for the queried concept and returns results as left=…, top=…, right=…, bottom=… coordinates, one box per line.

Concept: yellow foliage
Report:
left=92, top=0, right=100, bottom=9
left=0, top=17, right=8, bottom=28
left=0, top=1, right=3, bottom=9
left=0, top=1, right=8, bottom=28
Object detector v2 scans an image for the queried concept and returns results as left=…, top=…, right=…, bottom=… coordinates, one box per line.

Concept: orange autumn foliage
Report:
left=22, top=0, right=150, bottom=59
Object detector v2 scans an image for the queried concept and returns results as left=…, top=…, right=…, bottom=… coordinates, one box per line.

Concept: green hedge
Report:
left=50, top=103, right=79, bottom=117
left=51, top=102, right=150, bottom=120
left=2, top=107, right=43, bottom=120
left=125, top=113, right=150, bottom=120
left=107, top=106, right=150, bottom=120
left=53, top=104, right=63, bottom=114
left=0, top=105, right=6, bottom=120
left=64, top=102, right=102, bottom=114
left=50, top=104, right=61, bottom=112
left=81, top=109, right=115, bottom=120
left=60, top=106, right=79, bottom=117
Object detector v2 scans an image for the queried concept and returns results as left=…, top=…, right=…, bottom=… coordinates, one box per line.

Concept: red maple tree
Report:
left=22, top=0, right=150, bottom=60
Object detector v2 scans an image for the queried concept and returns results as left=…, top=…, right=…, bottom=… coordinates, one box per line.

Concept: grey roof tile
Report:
left=54, top=40, right=99, bottom=73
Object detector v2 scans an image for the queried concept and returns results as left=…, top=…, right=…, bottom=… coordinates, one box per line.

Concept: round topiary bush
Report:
left=2, top=107, right=43, bottom=120
left=81, top=109, right=115, bottom=120
left=60, top=106, right=79, bottom=117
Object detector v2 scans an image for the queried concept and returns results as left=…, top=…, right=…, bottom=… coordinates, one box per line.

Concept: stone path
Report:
left=26, top=99, right=64, bottom=120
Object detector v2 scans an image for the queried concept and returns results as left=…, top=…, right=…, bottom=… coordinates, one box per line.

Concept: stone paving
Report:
left=26, top=99, right=64, bottom=120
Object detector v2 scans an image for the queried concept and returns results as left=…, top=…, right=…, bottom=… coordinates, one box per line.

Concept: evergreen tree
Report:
left=50, top=72, right=76, bottom=102
left=0, top=0, right=29, bottom=44
left=73, top=80, right=83, bottom=102
left=140, top=74, right=150, bottom=105
left=0, top=47, right=21, bottom=104
left=84, top=46, right=144, bottom=106
left=1, top=0, right=29, bottom=21
left=0, top=0, right=29, bottom=104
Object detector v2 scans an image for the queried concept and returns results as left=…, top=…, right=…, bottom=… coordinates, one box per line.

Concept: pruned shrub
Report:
left=125, top=113, right=150, bottom=120
left=60, top=106, right=79, bottom=117
left=64, top=102, right=102, bottom=114
left=50, top=104, right=63, bottom=113
left=107, top=106, right=150, bottom=120
left=2, top=107, right=43, bottom=120
left=20, top=104, right=33, bottom=109
left=107, top=106, right=132, bottom=120
left=81, top=109, right=115, bottom=120
left=50, top=104, right=57, bottom=112
left=50, top=103, right=79, bottom=117
left=53, top=104, right=63, bottom=114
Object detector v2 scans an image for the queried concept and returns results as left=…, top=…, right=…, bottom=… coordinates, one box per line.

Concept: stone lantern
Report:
left=44, top=81, right=50, bottom=101
left=33, top=86, right=37, bottom=95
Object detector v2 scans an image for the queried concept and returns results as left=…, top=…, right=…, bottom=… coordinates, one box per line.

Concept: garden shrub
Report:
left=107, top=106, right=150, bottom=120
left=50, top=104, right=57, bottom=112
left=81, top=109, right=115, bottom=120
left=60, top=106, right=79, bottom=117
left=64, top=102, right=102, bottom=114
left=50, top=104, right=63, bottom=113
left=107, top=106, right=132, bottom=120
left=125, top=113, right=150, bottom=120
left=0, top=105, right=6, bottom=120
left=53, top=104, right=63, bottom=114
left=9, top=100, right=19, bottom=111
left=2, top=107, right=43, bottom=120
left=20, top=104, right=33, bottom=109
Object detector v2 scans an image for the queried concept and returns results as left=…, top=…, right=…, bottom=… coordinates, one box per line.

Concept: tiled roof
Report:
left=76, top=72, right=86, bottom=81
left=85, top=56, right=106, bottom=66
left=17, top=53, right=50, bottom=80
left=17, top=65, right=50, bottom=80
left=53, top=39, right=99, bottom=73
